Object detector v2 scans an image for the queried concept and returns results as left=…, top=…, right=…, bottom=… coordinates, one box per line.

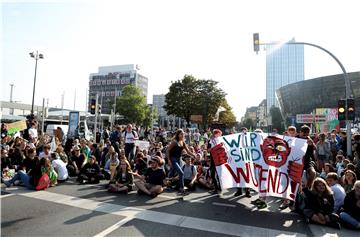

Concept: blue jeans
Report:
left=170, top=157, right=184, bottom=190
left=340, top=212, right=360, bottom=228
left=8, top=170, right=35, bottom=190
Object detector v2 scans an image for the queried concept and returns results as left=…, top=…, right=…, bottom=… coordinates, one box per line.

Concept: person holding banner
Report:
left=208, top=129, right=224, bottom=195
left=166, top=129, right=196, bottom=195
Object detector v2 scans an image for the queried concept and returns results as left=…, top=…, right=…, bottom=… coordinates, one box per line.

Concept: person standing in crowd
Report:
left=166, top=129, right=196, bottom=195
left=193, top=129, right=201, bottom=146
left=339, top=180, right=360, bottom=229
left=123, top=124, right=138, bottom=162
left=134, top=156, right=165, bottom=198
left=208, top=129, right=225, bottom=195
left=316, top=133, right=331, bottom=171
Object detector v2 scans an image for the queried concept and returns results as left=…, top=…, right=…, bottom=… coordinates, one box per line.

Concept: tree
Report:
left=116, top=85, right=149, bottom=125
left=270, top=106, right=285, bottom=133
left=164, top=75, right=226, bottom=128
left=241, top=118, right=255, bottom=130
left=196, top=79, right=226, bottom=129
left=218, top=100, right=237, bottom=128
left=164, top=75, right=199, bottom=125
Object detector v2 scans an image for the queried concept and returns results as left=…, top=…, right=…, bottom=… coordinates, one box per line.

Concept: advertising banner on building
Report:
left=68, top=112, right=80, bottom=138
left=212, top=132, right=307, bottom=201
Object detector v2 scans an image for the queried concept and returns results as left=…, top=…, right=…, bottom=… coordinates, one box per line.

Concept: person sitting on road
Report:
left=303, top=178, right=341, bottom=229
left=182, top=155, right=197, bottom=192
left=341, top=169, right=357, bottom=193
left=133, top=152, right=148, bottom=176
left=78, top=155, right=103, bottom=184
left=134, top=156, right=165, bottom=198
left=50, top=153, right=68, bottom=183
left=108, top=158, right=134, bottom=194
left=196, top=159, right=213, bottom=190
left=326, top=172, right=346, bottom=213
left=103, top=146, right=119, bottom=180
left=339, top=180, right=360, bottom=229
left=67, top=145, right=87, bottom=177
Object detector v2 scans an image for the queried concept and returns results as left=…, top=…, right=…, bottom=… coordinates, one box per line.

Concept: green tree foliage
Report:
left=218, top=100, right=237, bottom=128
left=164, top=75, right=227, bottom=128
left=270, top=106, right=285, bottom=133
left=164, top=75, right=199, bottom=124
left=116, top=85, right=150, bottom=125
left=240, top=118, right=256, bottom=130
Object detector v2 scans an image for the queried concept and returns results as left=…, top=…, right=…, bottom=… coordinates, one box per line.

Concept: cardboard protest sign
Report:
left=7, top=120, right=27, bottom=135
left=135, top=140, right=150, bottom=150
left=212, top=132, right=307, bottom=201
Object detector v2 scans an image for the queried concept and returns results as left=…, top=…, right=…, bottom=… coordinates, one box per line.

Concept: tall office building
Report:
left=266, top=39, right=304, bottom=113
left=153, top=94, right=167, bottom=117
left=88, top=64, right=148, bottom=114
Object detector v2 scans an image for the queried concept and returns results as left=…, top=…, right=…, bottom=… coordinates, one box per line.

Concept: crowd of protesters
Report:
left=1, top=120, right=360, bottom=230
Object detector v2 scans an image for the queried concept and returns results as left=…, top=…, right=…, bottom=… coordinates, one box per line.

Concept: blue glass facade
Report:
left=266, top=39, right=304, bottom=113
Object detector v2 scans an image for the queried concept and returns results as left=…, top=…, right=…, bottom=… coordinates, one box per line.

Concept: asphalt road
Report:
left=1, top=179, right=358, bottom=237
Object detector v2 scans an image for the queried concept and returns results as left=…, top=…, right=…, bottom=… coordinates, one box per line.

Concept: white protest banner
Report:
left=212, top=132, right=307, bottom=201
left=135, top=140, right=150, bottom=150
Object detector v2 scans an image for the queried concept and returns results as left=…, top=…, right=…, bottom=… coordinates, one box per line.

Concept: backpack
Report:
left=124, top=130, right=137, bottom=138
left=182, top=164, right=195, bottom=176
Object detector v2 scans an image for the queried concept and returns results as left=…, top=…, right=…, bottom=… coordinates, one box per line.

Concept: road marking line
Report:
left=15, top=190, right=307, bottom=237
left=187, top=193, right=218, bottom=203
left=212, top=202, right=236, bottom=208
left=93, top=216, right=133, bottom=237
left=0, top=193, right=15, bottom=199
left=157, top=194, right=182, bottom=200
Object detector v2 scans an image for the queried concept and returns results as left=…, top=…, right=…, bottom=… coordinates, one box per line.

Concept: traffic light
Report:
left=90, top=99, right=96, bottom=114
left=338, top=99, right=346, bottom=120
left=347, top=98, right=355, bottom=120
left=253, top=33, right=260, bottom=53
left=98, top=104, right=102, bottom=114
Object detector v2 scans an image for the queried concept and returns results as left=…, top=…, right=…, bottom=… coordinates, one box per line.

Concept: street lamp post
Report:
left=253, top=35, right=353, bottom=156
left=29, top=51, right=44, bottom=116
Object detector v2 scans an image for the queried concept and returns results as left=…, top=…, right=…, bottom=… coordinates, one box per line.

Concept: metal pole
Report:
left=10, top=84, right=14, bottom=115
left=61, top=92, right=64, bottom=125
left=73, top=89, right=76, bottom=111
left=31, top=51, right=38, bottom=116
left=262, top=41, right=353, bottom=157
left=41, top=98, right=45, bottom=134
left=94, top=93, right=98, bottom=135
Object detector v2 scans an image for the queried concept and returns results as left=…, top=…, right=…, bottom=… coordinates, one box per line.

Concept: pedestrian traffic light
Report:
left=253, top=33, right=260, bottom=53
left=338, top=99, right=346, bottom=121
left=347, top=98, right=355, bottom=120
left=90, top=99, right=96, bottom=114
left=98, top=104, right=102, bottom=114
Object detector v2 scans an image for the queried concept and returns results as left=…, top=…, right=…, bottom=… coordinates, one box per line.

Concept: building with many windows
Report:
left=88, top=65, right=148, bottom=114
left=266, top=38, right=304, bottom=113
left=152, top=94, right=167, bottom=117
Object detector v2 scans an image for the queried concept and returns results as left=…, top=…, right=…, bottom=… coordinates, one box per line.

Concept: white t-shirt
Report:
left=193, top=132, right=200, bottom=142
left=52, top=159, right=69, bottom=181
left=39, top=152, right=51, bottom=160
left=331, top=183, right=346, bottom=212
left=29, top=128, right=38, bottom=139
left=122, top=130, right=138, bottom=144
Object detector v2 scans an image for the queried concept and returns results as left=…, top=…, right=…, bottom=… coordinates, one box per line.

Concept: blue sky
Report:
left=2, top=0, right=360, bottom=120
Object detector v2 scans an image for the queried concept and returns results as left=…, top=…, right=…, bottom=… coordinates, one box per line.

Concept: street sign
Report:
left=296, top=114, right=314, bottom=123
left=296, top=114, right=327, bottom=123
left=190, top=115, right=203, bottom=123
